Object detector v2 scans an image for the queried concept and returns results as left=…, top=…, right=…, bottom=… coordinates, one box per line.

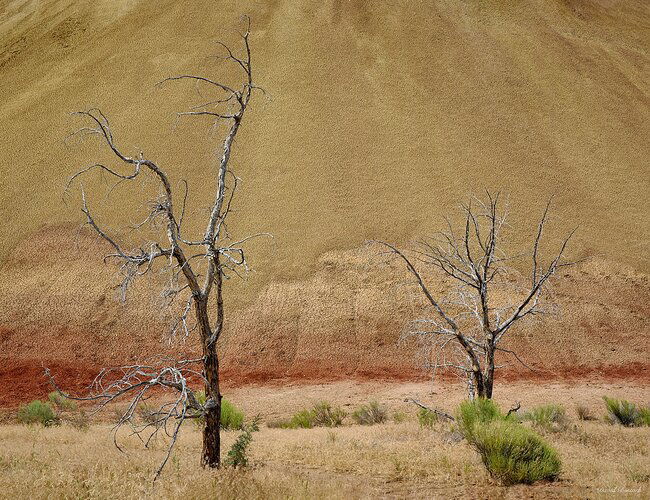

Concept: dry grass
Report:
left=0, top=407, right=648, bottom=498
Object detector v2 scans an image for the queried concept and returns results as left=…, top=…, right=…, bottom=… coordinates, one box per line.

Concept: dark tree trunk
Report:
left=201, top=347, right=221, bottom=468
left=200, top=255, right=224, bottom=468
left=483, top=341, right=495, bottom=399
left=195, top=289, right=222, bottom=468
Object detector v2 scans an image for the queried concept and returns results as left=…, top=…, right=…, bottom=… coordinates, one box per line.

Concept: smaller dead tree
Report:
left=48, top=18, right=267, bottom=479
left=377, top=193, right=576, bottom=399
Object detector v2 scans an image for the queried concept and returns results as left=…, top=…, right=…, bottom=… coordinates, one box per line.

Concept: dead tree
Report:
left=49, top=20, right=265, bottom=477
left=377, top=193, right=576, bottom=399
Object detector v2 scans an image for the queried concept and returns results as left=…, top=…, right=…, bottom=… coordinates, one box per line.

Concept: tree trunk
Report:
left=483, top=341, right=495, bottom=399
left=195, top=296, right=222, bottom=468
left=201, top=347, right=221, bottom=468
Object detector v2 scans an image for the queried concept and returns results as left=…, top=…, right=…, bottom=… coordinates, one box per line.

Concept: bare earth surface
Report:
left=0, top=0, right=649, bottom=406
left=1, top=380, right=648, bottom=499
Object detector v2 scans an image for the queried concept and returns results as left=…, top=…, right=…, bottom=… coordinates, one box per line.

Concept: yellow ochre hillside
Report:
left=0, top=0, right=648, bottom=401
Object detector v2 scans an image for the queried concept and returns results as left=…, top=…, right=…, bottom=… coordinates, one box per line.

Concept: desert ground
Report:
left=1, top=380, right=648, bottom=499
left=1, top=0, right=649, bottom=498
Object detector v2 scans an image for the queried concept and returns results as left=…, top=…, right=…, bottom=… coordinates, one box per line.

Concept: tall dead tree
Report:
left=377, top=193, right=576, bottom=399
left=49, top=20, right=265, bottom=477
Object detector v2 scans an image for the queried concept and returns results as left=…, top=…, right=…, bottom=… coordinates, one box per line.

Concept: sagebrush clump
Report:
left=456, top=398, right=508, bottom=443
left=471, top=419, right=562, bottom=485
left=575, top=404, right=595, bottom=421
left=312, top=402, right=346, bottom=427
left=603, top=397, right=650, bottom=427
left=521, top=404, right=568, bottom=432
left=17, top=400, right=59, bottom=427
left=352, top=401, right=387, bottom=425
left=456, top=399, right=561, bottom=484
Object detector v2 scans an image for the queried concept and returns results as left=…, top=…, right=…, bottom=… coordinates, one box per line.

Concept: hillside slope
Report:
left=0, top=0, right=648, bottom=402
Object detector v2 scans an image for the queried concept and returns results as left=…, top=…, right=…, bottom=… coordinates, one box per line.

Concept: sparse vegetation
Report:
left=48, top=391, right=77, bottom=411
left=521, top=404, right=568, bottom=432
left=351, top=401, right=387, bottom=425
left=16, top=400, right=59, bottom=427
left=417, top=408, right=438, bottom=428
left=470, top=419, right=562, bottom=485
left=575, top=404, right=595, bottom=421
left=194, top=391, right=245, bottom=430
left=456, top=398, right=507, bottom=443
left=225, top=417, right=261, bottom=468
left=392, top=411, right=407, bottom=424
left=267, top=402, right=345, bottom=429
left=603, top=396, right=650, bottom=427
left=456, top=399, right=562, bottom=484
left=311, top=402, right=346, bottom=427
left=65, top=409, right=90, bottom=431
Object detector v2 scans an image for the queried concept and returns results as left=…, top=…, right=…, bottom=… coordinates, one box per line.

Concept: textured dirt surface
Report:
left=0, top=228, right=648, bottom=406
left=0, top=0, right=649, bottom=406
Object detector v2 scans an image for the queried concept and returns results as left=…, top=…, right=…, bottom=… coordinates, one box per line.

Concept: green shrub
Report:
left=221, top=399, right=245, bottom=430
left=265, top=410, right=313, bottom=429
left=48, top=391, right=77, bottom=411
left=265, top=402, right=345, bottom=429
left=521, top=404, right=568, bottom=432
left=351, top=401, right=386, bottom=425
left=289, top=409, right=315, bottom=429
left=603, top=397, right=649, bottom=427
left=311, top=402, right=346, bottom=427
left=456, top=398, right=507, bottom=443
left=225, top=416, right=260, bottom=468
left=471, top=419, right=561, bottom=485
left=638, top=407, right=650, bottom=427
left=194, top=391, right=245, bottom=430
left=418, top=408, right=438, bottom=428
left=17, top=400, right=59, bottom=427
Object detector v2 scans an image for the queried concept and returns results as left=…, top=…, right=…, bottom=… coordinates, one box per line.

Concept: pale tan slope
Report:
left=0, top=0, right=649, bottom=392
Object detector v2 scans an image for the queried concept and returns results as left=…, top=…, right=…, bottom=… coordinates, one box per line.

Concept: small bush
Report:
left=289, top=409, right=315, bottom=429
left=17, top=400, right=59, bottom=427
left=638, top=407, right=650, bottom=427
left=225, top=416, right=260, bottom=468
left=221, top=399, right=245, bottom=430
left=351, top=401, right=386, bottom=425
left=418, top=408, right=438, bottom=428
left=194, top=391, right=245, bottom=430
left=575, top=404, right=595, bottom=421
left=456, top=398, right=507, bottom=443
left=471, top=419, right=562, bottom=485
left=603, top=397, right=649, bottom=427
left=48, top=391, right=77, bottom=411
left=521, top=404, right=568, bottom=432
left=265, top=402, right=345, bottom=429
left=311, top=402, right=346, bottom=427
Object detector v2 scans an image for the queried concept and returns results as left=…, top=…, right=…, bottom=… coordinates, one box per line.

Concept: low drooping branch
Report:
left=46, top=358, right=205, bottom=480
left=404, top=398, right=455, bottom=421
